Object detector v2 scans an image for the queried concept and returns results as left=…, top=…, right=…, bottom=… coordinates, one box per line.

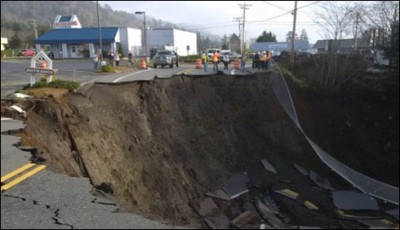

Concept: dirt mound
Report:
left=17, top=73, right=396, bottom=228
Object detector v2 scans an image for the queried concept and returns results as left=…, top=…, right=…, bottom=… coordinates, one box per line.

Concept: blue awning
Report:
left=35, top=27, right=119, bottom=44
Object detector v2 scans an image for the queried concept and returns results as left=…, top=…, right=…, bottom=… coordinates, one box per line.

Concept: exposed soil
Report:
left=7, top=72, right=399, bottom=228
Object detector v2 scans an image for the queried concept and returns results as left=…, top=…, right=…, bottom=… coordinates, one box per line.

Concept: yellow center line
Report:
left=1, top=165, right=46, bottom=192
left=1, top=163, right=36, bottom=183
left=175, top=68, right=197, bottom=75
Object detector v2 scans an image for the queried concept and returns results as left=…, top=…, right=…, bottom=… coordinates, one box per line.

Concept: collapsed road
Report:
left=6, top=71, right=399, bottom=229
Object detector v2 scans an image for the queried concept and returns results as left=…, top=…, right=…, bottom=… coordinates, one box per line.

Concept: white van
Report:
left=205, top=48, right=221, bottom=59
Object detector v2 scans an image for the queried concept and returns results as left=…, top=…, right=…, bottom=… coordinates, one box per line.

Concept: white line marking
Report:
left=113, top=69, right=151, bottom=83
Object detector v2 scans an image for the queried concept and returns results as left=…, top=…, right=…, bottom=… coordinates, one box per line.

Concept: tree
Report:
left=9, top=34, right=21, bottom=50
left=362, top=1, right=399, bottom=73
left=37, top=24, right=51, bottom=37
left=229, top=33, right=240, bottom=52
left=313, top=1, right=353, bottom=40
left=286, top=31, right=299, bottom=42
left=256, top=31, right=277, bottom=42
left=221, top=34, right=229, bottom=49
left=118, top=43, right=125, bottom=58
left=299, top=29, right=309, bottom=41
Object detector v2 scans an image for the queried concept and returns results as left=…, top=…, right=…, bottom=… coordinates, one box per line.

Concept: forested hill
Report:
left=1, top=1, right=222, bottom=51
left=0, top=1, right=178, bottom=31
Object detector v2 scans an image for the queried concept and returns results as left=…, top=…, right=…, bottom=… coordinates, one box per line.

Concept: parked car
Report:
left=219, top=51, right=242, bottom=63
left=152, top=50, right=178, bottom=68
left=228, top=51, right=242, bottom=60
left=19, top=49, right=36, bottom=57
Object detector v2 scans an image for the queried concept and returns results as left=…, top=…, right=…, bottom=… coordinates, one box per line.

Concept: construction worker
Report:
left=202, top=52, right=209, bottom=72
left=260, top=51, right=267, bottom=70
left=212, top=52, right=219, bottom=72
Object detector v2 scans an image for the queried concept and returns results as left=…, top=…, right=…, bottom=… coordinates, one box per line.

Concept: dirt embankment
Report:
left=18, top=73, right=393, bottom=228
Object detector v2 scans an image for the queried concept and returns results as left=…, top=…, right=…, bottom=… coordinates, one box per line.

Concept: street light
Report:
left=135, top=11, right=146, bottom=57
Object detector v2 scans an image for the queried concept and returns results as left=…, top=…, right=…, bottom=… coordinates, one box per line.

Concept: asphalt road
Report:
left=1, top=58, right=258, bottom=229
left=1, top=58, right=255, bottom=98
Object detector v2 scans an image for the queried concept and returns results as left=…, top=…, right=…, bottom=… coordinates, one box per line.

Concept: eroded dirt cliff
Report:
left=17, top=73, right=397, bottom=228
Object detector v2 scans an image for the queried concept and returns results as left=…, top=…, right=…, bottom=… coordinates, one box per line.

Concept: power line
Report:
left=263, top=1, right=287, bottom=12
left=250, top=1, right=321, bottom=23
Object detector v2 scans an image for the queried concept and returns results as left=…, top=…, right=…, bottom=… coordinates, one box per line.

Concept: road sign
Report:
left=25, top=67, right=56, bottom=75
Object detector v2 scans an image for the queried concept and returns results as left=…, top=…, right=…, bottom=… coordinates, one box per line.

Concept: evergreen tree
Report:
left=256, top=31, right=277, bottom=42
left=9, top=34, right=21, bottom=50
left=221, top=34, right=229, bottom=49
left=299, top=29, right=309, bottom=41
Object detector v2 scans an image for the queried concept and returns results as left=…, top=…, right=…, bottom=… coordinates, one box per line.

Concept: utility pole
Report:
left=233, top=17, right=242, bottom=52
left=239, top=2, right=251, bottom=57
left=96, top=1, right=103, bottom=60
left=290, top=1, right=298, bottom=68
left=31, top=20, right=38, bottom=39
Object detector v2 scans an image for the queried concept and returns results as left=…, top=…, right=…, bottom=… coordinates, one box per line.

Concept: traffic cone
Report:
left=140, top=59, right=147, bottom=69
left=40, top=60, right=47, bottom=69
left=195, top=59, right=203, bottom=69
left=233, top=59, right=240, bottom=70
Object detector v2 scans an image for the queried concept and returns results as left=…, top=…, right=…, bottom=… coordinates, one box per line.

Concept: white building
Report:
left=147, top=28, right=197, bottom=56
left=119, top=27, right=142, bottom=56
left=1, top=37, right=8, bottom=51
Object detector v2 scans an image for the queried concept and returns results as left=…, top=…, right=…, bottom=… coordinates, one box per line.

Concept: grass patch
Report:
left=23, top=76, right=79, bottom=91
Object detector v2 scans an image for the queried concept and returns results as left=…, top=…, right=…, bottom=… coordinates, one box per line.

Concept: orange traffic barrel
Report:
left=40, top=60, right=47, bottom=69
left=195, top=59, right=203, bottom=69
left=140, top=59, right=147, bottom=69
left=233, top=59, right=240, bottom=69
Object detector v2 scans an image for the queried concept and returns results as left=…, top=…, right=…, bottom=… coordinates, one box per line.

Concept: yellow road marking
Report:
left=175, top=68, right=197, bottom=75
left=1, top=163, right=36, bottom=182
left=275, top=188, right=299, bottom=200
left=304, top=200, right=319, bottom=210
left=1, top=165, right=46, bottom=192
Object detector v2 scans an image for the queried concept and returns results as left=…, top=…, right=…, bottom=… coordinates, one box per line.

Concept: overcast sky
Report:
left=100, top=1, right=342, bottom=45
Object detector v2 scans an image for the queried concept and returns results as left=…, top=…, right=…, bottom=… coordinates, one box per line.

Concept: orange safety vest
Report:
left=212, top=53, right=219, bottom=62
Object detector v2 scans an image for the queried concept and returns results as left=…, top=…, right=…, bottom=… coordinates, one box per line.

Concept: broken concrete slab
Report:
left=331, top=190, right=380, bottom=211
left=274, top=188, right=299, bottom=200
left=309, top=170, right=334, bottom=191
left=231, top=210, right=258, bottom=228
left=255, top=197, right=285, bottom=227
left=292, top=163, right=308, bottom=176
left=205, top=189, right=231, bottom=201
left=222, top=173, right=249, bottom=199
left=198, top=197, right=230, bottom=229
left=261, top=159, right=277, bottom=174
left=262, top=195, right=280, bottom=215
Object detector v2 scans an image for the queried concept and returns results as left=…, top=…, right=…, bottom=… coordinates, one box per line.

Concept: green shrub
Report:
left=101, top=64, right=115, bottom=72
left=24, top=78, right=80, bottom=91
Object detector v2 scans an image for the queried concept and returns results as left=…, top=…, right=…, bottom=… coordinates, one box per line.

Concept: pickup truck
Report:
left=152, top=50, right=179, bottom=68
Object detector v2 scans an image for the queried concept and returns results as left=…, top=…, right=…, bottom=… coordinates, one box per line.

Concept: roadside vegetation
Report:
left=22, top=76, right=80, bottom=91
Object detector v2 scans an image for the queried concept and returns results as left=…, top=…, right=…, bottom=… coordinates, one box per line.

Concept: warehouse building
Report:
left=146, top=28, right=197, bottom=56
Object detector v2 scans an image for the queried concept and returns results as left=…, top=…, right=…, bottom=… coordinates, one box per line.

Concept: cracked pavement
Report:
left=1, top=119, right=189, bottom=229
